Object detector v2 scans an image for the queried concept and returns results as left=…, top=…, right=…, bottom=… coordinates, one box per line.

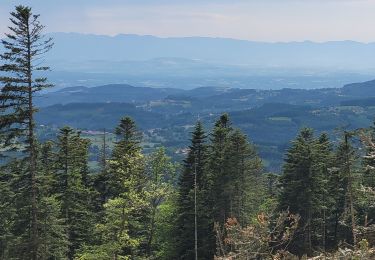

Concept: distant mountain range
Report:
left=1, top=32, right=370, bottom=90
left=46, top=33, right=375, bottom=70
left=2, top=33, right=375, bottom=90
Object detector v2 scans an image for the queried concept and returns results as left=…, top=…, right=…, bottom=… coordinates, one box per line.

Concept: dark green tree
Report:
left=0, top=6, right=53, bottom=259
left=278, top=128, right=318, bottom=255
left=333, top=133, right=358, bottom=246
left=55, top=127, right=94, bottom=259
left=209, top=114, right=232, bottom=225
left=310, top=133, right=334, bottom=251
left=107, top=116, right=143, bottom=199
left=226, top=129, right=264, bottom=224
left=175, top=121, right=211, bottom=259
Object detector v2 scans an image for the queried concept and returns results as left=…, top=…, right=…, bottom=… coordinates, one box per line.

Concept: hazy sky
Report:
left=1, top=0, right=375, bottom=42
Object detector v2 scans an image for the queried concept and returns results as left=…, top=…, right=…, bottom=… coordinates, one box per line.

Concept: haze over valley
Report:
left=17, top=33, right=375, bottom=90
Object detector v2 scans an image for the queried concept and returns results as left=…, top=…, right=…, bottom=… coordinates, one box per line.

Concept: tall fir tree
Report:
left=55, top=127, right=94, bottom=259
left=106, top=116, right=148, bottom=257
left=0, top=5, right=53, bottom=259
left=209, top=114, right=232, bottom=225
left=278, top=128, right=320, bottom=255
left=334, top=132, right=358, bottom=246
left=107, top=116, right=143, bottom=198
left=225, top=129, right=264, bottom=224
left=310, top=133, right=333, bottom=251
left=175, top=121, right=212, bottom=259
left=93, top=129, right=110, bottom=216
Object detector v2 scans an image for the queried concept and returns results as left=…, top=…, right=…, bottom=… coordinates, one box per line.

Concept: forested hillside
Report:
left=35, top=80, right=375, bottom=171
left=2, top=5, right=375, bottom=260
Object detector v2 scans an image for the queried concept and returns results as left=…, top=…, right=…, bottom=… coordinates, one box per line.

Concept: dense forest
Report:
left=1, top=5, right=375, bottom=260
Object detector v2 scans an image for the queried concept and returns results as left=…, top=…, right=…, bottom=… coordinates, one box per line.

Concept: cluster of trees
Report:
left=215, top=127, right=375, bottom=259
left=278, top=128, right=375, bottom=256
left=175, top=114, right=266, bottom=259
left=2, top=5, right=375, bottom=260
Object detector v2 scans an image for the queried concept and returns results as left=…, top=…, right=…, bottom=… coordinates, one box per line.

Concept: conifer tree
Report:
left=175, top=121, right=211, bottom=259
left=107, top=116, right=143, bottom=198
left=55, top=127, right=94, bottom=259
left=311, top=133, right=333, bottom=251
left=359, top=124, right=375, bottom=229
left=106, top=117, right=148, bottom=257
left=209, top=114, right=232, bottom=224
left=225, top=129, right=264, bottom=225
left=208, top=116, right=265, bottom=255
left=334, top=133, right=358, bottom=245
left=93, top=129, right=110, bottom=214
left=278, top=128, right=317, bottom=255
left=0, top=6, right=53, bottom=258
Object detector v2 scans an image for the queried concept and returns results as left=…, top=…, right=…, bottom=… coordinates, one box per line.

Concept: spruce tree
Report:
left=278, top=128, right=317, bottom=255
left=55, top=127, right=94, bottom=259
left=107, top=116, right=143, bottom=198
left=175, top=121, right=211, bottom=259
left=93, top=129, right=110, bottom=215
left=106, top=116, right=148, bottom=257
left=311, top=133, right=333, bottom=251
left=334, top=133, right=358, bottom=245
left=209, top=114, right=232, bottom=224
left=0, top=6, right=53, bottom=259
left=226, top=129, right=264, bottom=225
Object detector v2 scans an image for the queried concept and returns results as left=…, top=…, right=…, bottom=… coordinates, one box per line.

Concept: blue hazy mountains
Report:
left=48, top=33, right=375, bottom=69
left=15, top=33, right=370, bottom=89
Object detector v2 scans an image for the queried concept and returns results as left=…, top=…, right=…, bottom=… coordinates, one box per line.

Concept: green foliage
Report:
left=0, top=5, right=53, bottom=259
left=76, top=197, right=142, bottom=260
left=54, top=127, right=95, bottom=259
left=175, top=121, right=210, bottom=259
left=37, top=196, right=69, bottom=259
left=144, top=147, right=178, bottom=258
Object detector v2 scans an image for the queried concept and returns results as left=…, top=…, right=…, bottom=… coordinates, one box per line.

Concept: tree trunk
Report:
left=26, top=18, right=38, bottom=260
left=146, top=202, right=157, bottom=255
left=345, top=134, right=357, bottom=246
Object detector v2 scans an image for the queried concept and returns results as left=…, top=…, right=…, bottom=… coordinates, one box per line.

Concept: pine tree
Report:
left=311, top=133, right=333, bottom=251
left=106, top=117, right=148, bottom=257
left=334, top=132, right=358, bottom=245
left=93, top=129, right=110, bottom=216
left=107, top=116, right=143, bottom=198
left=35, top=141, right=69, bottom=259
left=55, top=127, right=94, bottom=259
left=207, top=115, right=265, bottom=255
left=113, top=117, right=141, bottom=157
left=209, top=114, right=232, bottom=225
left=0, top=6, right=53, bottom=258
left=81, top=149, right=147, bottom=259
left=175, top=121, right=211, bottom=259
left=278, top=128, right=317, bottom=255
left=359, top=122, right=375, bottom=226
left=225, top=129, right=264, bottom=225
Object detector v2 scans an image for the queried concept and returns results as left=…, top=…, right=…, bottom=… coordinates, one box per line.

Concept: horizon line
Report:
left=41, top=32, right=375, bottom=45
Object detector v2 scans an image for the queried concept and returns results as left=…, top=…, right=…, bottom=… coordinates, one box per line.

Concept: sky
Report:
left=1, top=0, right=375, bottom=42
